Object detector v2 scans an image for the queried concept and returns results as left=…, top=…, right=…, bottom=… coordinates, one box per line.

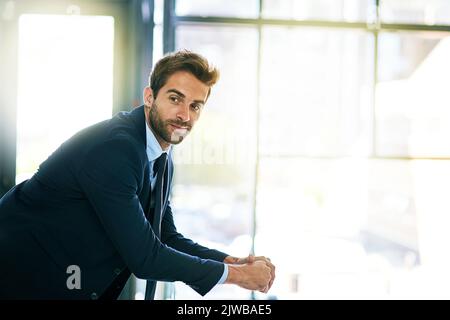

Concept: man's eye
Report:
left=170, top=96, right=180, bottom=103
left=191, top=104, right=201, bottom=111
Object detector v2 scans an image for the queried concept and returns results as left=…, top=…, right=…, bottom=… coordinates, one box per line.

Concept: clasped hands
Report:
left=224, top=255, right=275, bottom=293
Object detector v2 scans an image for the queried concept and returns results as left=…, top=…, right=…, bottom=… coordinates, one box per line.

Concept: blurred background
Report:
left=1, top=0, right=450, bottom=299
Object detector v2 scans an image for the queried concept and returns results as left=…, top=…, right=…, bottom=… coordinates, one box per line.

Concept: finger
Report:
left=264, top=260, right=275, bottom=276
left=255, top=256, right=270, bottom=262
left=227, top=256, right=240, bottom=264
left=256, top=256, right=274, bottom=269
left=268, top=277, right=274, bottom=290
left=264, top=258, right=274, bottom=268
left=236, top=256, right=248, bottom=264
left=234, top=257, right=244, bottom=264
left=247, top=254, right=255, bottom=264
left=270, top=272, right=275, bottom=285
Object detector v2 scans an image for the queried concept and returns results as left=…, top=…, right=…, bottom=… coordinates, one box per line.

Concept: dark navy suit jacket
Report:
left=0, top=105, right=228, bottom=299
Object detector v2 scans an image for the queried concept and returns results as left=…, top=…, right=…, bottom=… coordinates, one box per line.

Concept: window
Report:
left=376, top=32, right=450, bottom=157
left=260, top=27, right=373, bottom=157
left=16, top=14, right=114, bottom=183
left=262, top=0, right=371, bottom=22
left=175, top=0, right=259, bottom=18
left=164, top=0, right=450, bottom=299
left=380, top=0, right=450, bottom=25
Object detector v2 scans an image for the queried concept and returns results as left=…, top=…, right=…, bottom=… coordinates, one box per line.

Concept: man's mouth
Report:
left=169, top=123, right=190, bottom=130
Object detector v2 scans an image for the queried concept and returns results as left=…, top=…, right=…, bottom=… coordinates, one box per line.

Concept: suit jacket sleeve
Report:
left=76, top=138, right=224, bottom=296
left=161, top=202, right=229, bottom=262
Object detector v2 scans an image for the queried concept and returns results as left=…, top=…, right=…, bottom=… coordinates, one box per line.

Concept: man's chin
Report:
left=169, top=136, right=185, bottom=144
left=169, top=129, right=189, bottom=144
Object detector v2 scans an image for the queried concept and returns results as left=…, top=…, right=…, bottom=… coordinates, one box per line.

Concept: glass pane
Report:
left=376, top=31, right=450, bottom=157
left=176, top=0, right=259, bottom=18
left=153, top=0, right=164, bottom=66
left=154, top=0, right=164, bottom=25
left=381, top=0, right=450, bottom=25
left=256, top=157, right=450, bottom=299
left=172, top=25, right=259, bottom=299
left=260, top=27, right=374, bottom=157
left=152, top=24, right=164, bottom=66
left=262, top=0, right=371, bottom=22
left=16, top=14, right=114, bottom=183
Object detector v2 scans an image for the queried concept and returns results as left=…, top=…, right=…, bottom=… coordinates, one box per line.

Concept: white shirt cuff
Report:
left=216, top=263, right=229, bottom=285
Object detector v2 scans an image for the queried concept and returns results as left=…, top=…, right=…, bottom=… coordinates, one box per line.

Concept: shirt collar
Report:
left=145, top=119, right=171, bottom=162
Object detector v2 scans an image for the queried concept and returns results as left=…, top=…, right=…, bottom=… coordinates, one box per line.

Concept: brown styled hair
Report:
left=149, top=49, right=220, bottom=99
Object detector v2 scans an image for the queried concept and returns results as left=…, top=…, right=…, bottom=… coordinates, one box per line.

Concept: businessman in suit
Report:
left=0, top=50, right=275, bottom=299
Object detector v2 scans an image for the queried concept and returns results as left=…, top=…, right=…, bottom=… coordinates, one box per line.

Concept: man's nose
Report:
left=176, top=103, right=190, bottom=122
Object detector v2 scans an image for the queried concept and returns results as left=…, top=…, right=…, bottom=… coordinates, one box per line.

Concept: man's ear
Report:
left=143, top=86, right=154, bottom=107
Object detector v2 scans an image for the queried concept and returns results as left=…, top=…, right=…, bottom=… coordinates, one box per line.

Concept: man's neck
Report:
left=144, top=109, right=170, bottom=151
left=150, top=126, right=170, bottom=151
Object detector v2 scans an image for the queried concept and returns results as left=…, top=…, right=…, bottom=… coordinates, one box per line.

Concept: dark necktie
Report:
left=150, top=152, right=167, bottom=229
left=152, top=153, right=165, bottom=178
left=145, top=152, right=168, bottom=300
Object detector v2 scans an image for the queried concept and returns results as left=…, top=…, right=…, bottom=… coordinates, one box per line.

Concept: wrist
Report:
left=225, top=264, right=244, bottom=285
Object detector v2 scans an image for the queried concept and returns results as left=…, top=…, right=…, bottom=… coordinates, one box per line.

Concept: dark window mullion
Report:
left=163, top=0, right=175, bottom=53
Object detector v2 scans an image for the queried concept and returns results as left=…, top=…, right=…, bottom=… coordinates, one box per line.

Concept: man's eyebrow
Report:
left=166, top=89, right=186, bottom=98
left=192, top=99, right=206, bottom=106
left=166, top=88, right=205, bottom=105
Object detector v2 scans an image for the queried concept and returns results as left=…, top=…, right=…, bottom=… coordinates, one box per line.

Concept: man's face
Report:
left=143, top=71, right=209, bottom=149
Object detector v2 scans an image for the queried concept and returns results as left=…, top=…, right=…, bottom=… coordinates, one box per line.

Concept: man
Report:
left=0, top=50, right=275, bottom=299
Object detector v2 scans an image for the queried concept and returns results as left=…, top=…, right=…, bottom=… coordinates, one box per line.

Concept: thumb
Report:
left=247, top=254, right=255, bottom=264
